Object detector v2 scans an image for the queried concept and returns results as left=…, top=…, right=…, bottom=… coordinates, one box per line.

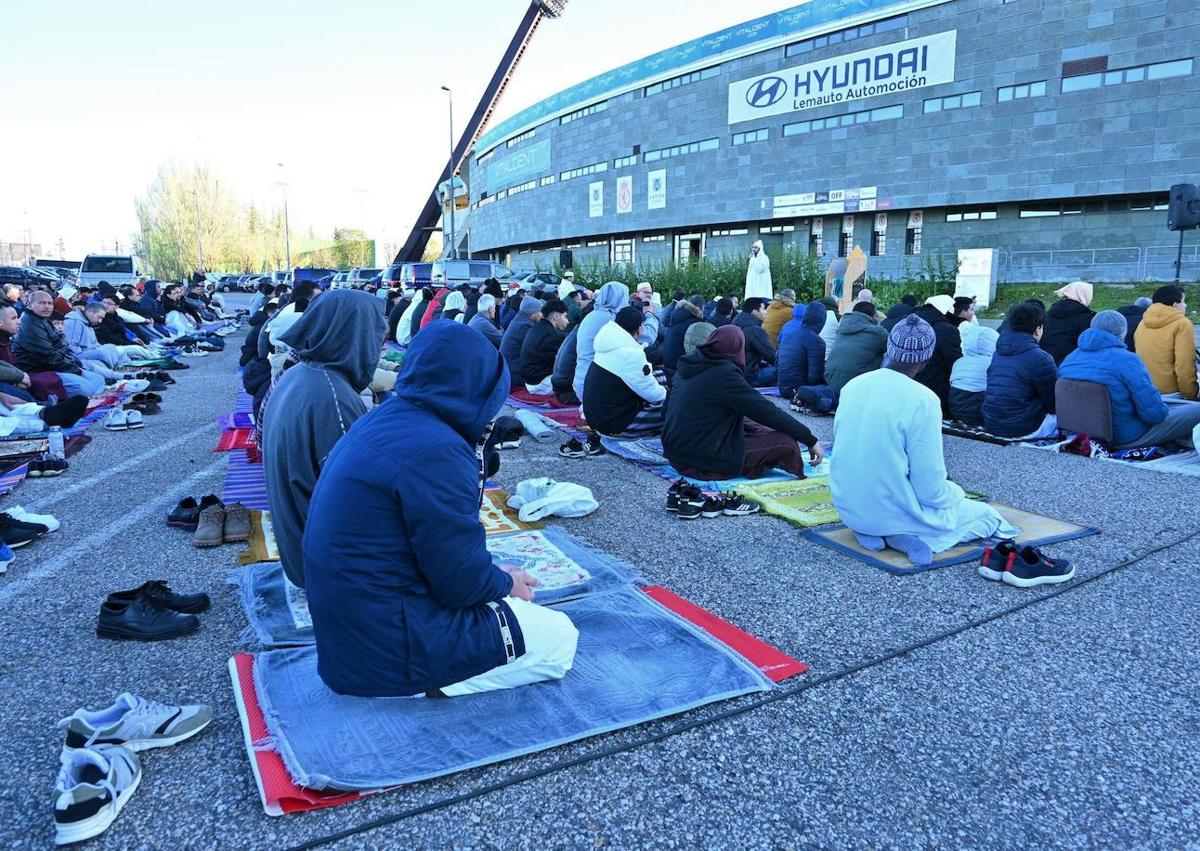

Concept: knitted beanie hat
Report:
left=887, top=314, right=936, bottom=364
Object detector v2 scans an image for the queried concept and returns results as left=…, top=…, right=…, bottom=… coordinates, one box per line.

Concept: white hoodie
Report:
left=592, top=321, right=666, bottom=404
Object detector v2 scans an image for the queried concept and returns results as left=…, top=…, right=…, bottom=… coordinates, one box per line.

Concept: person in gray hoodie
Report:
left=572, top=281, right=629, bottom=401
left=499, top=295, right=543, bottom=387
left=262, top=290, right=387, bottom=587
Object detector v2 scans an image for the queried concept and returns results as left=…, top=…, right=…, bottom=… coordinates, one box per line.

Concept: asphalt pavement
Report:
left=0, top=301, right=1196, bottom=849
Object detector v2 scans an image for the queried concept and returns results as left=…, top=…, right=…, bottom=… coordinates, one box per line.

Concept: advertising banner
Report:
left=908, top=210, right=925, bottom=229
left=648, top=170, right=667, bottom=210
left=485, top=139, right=551, bottom=194
left=728, top=30, right=957, bottom=124
left=874, top=213, right=888, bottom=233
left=589, top=182, right=604, bottom=218
left=617, top=176, right=633, bottom=214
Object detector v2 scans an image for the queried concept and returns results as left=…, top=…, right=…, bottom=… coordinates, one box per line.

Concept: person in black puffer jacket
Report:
left=1039, top=282, right=1094, bottom=365
left=661, top=296, right=704, bottom=373
left=663, top=325, right=822, bottom=481
left=912, top=296, right=963, bottom=417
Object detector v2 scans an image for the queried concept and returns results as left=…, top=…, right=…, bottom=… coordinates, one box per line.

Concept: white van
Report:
left=78, top=254, right=144, bottom=290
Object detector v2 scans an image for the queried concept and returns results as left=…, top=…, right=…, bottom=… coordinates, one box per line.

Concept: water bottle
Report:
left=48, top=426, right=65, bottom=460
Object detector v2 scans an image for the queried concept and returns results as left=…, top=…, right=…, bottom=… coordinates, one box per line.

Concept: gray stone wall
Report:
left=467, top=0, right=1200, bottom=282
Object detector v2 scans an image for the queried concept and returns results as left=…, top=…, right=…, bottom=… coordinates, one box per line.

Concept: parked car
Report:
left=347, top=267, right=382, bottom=288
left=292, top=268, right=336, bottom=290
left=502, top=271, right=568, bottom=297
left=0, top=266, right=56, bottom=289
left=430, top=259, right=511, bottom=287
left=270, top=270, right=290, bottom=285
left=329, top=271, right=352, bottom=289
left=78, top=254, right=144, bottom=289
left=379, top=262, right=433, bottom=291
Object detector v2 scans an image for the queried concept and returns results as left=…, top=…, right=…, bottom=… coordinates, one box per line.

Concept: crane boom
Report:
left=394, top=0, right=569, bottom=264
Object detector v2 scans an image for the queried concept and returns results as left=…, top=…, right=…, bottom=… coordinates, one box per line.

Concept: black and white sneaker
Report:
left=59, top=692, right=214, bottom=752
left=666, top=479, right=698, bottom=513
left=0, top=511, right=48, bottom=548
left=721, top=493, right=761, bottom=516
left=1002, top=546, right=1075, bottom=588
left=584, top=434, right=606, bottom=457
left=53, top=745, right=141, bottom=846
left=698, top=495, right=724, bottom=518
left=558, top=438, right=588, bottom=459
left=978, top=540, right=1019, bottom=581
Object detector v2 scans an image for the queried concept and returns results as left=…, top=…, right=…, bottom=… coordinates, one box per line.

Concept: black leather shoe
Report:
left=106, top=580, right=211, bottom=615
left=96, top=596, right=200, bottom=641
left=167, top=497, right=200, bottom=529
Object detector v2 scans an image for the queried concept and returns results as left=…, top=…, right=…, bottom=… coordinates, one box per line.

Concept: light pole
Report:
left=194, top=185, right=205, bottom=275
left=276, top=163, right=291, bottom=272
left=440, top=85, right=456, bottom=260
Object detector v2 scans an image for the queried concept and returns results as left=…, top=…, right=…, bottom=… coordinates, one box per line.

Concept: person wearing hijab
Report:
left=948, top=324, right=999, bottom=426
left=573, top=281, right=629, bottom=401
left=745, top=240, right=772, bottom=301
left=394, top=287, right=429, bottom=346
left=662, top=325, right=822, bottom=481
left=261, top=290, right=387, bottom=588
left=442, top=291, right=467, bottom=323
left=1040, top=281, right=1095, bottom=365
left=912, top=294, right=963, bottom=417
left=302, top=321, right=578, bottom=697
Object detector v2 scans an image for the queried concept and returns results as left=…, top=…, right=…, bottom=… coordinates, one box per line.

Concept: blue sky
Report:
left=1, top=0, right=795, bottom=259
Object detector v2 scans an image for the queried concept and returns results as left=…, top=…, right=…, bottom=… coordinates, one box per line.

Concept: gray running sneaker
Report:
left=53, top=745, right=141, bottom=846
left=59, top=693, right=213, bottom=752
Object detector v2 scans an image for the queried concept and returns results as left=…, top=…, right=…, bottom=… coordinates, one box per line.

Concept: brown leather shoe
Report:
left=193, top=503, right=226, bottom=548
left=223, top=502, right=251, bottom=543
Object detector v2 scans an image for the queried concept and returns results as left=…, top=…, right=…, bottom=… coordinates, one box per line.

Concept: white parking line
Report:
left=0, top=458, right=227, bottom=607
left=22, top=422, right=217, bottom=511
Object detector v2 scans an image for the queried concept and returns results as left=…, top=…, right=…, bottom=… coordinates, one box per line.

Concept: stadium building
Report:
left=463, top=0, right=1199, bottom=284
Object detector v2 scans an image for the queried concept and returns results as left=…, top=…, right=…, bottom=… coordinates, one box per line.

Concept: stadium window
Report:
left=810, top=233, right=823, bottom=255
left=506, top=129, right=536, bottom=147
left=641, top=234, right=666, bottom=242
left=559, top=161, right=608, bottom=182
left=541, top=175, right=556, bottom=186
left=711, top=228, right=749, bottom=237
left=643, top=137, right=720, bottom=163
left=732, top=128, right=768, bottom=145
left=1019, top=202, right=1063, bottom=218
left=785, top=15, right=907, bottom=56
left=612, top=239, right=634, bottom=264
left=924, top=91, right=982, bottom=113
left=870, top=232, right=887, bottom=256
left=614, top=154, right=638, bottom=168
left=946, top=207, right=996, bottom=222
left=783, top=103, right=902, bottom=137
left=1061, top=58, right=1192, bottom=94
left=905, top=227, right=922, bottom=256
left=560, top=101, right=608, bottom=125
left=506, top=179, right=537, bottom=198
left=645, top=65, right=720, bottom=97
left=760, top=224, right=794, bottom=233
left=476, top=150, right=495, bottom=166
left=838, top=232, right=852, bottom=257
left=998, top=80, right=1047, bottom=101
left=586, top=240, right=608, bottom=247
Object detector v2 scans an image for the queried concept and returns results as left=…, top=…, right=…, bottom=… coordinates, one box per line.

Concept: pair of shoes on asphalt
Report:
left=131, top=371, right=174, bottom=385
left=189, top=496, right=250, bottom=547
left=96, top=580, right=210, bottom=641
left=108, top=379, right=150, bottom=394
left=559, top=434, right=605, bottom=459
left=179, top=347, right=207, bottom=358
left=53, top=693, right=213, bottom=845
left=0, top=506, right=58, bottom=550
left=126, top=392, right=162, bottom=415
left=666, top=479, right=760, bottom=520
left=27, top=456, right=69, bottom=477
left=979, top=540, right=1075, bottom=587
left=103, top=407, right=145, bottom=431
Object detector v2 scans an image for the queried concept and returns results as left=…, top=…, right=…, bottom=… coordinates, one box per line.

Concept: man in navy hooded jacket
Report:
left=302, top=320, right=579, bottom=698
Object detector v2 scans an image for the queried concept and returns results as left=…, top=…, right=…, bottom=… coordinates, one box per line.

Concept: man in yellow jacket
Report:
left=762, top=289, right=796, bottom=348
left=1134, top=285, right=1198, bottom=399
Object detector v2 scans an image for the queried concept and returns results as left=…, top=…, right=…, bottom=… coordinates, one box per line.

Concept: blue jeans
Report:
left=0, top=383, right=36, bottom=403
left=753, top=366, right=778, bottom=388
left=56, top=370, right=105, bottom=397
left=789, top=384, right=837, bottom=412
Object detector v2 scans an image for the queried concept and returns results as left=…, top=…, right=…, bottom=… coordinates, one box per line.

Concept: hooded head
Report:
left=820, top=296, right=839, bottom=315
left=1056, top=281, right=1094, bottom=307
left=925, top=294, right=955, bottom=316
left=277, top=290, right=386, bottom=392
left=444, top=291, right=467, bottom=314
left=752, top=240, right=764, bottom=253
left=594, top=281, right=630, bottom=315
left=683, top=321, right=716, bottom=354
left=1091, top=309, right=1128, bottom=341
left=802, top=301, right=828, bottom=329
left=698, top=325, right=746, bottom=369
left=142, top=280, right=159, bottom=300
left=395, top=320, right=510, bottom=443
left=961, top=324, right=999, bottom=358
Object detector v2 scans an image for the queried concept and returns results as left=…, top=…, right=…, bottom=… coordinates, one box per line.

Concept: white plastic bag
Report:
left=506, top=477, right=599, bottom=521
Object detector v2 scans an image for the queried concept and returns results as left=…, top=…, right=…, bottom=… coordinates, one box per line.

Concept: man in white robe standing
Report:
left=830, top=314, right=1018, bottom=566
left=745, top=240, right=773, bottom=301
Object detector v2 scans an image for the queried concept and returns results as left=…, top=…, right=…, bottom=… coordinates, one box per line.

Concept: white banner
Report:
left=874, top=213, right=888, bottom=233
left=842, top=215, right=855, bottom=234
left=728, top=30, right=958, bottom=124
left=811, top=217, right=823, bottom=236
left=956, top=248, right=998, bottom=309
left=616, top=175, right=633, bottom=214
left=908, top=210, right=925, bottom=229
left=589, top=181, right=604, bottom=218
left=647, top=169, right=667, bottom=210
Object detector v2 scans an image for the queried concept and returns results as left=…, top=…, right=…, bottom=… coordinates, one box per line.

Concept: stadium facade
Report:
left=463, top=0, right=1199, bottom=283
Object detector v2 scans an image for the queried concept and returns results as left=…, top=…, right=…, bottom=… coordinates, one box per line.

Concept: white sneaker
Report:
left=53, top=745, right=141, bottom=845
left=59, top=693, right=214, bottom=752
left=8, top=506, right=59, bottom=532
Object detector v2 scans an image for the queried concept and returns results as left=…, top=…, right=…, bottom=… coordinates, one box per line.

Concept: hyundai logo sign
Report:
left=746, top=76, right=787, bottom=108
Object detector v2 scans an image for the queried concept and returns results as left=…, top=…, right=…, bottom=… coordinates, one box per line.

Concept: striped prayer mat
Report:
left=223, top=450, right=269, bottom=510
